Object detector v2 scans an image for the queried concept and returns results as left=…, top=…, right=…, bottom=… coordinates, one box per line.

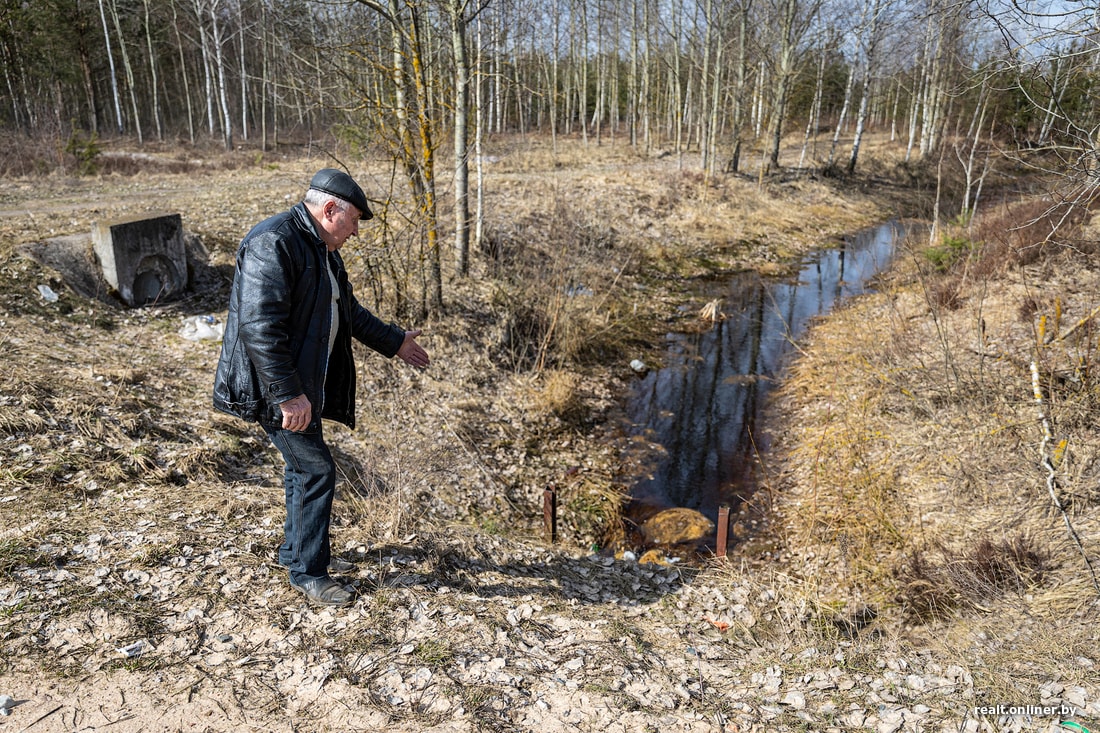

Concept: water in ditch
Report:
left=618, top=220, right=910, bottom=548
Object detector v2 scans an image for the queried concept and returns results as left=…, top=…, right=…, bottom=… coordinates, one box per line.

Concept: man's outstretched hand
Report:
left=397, top=329, right=430, bottom=368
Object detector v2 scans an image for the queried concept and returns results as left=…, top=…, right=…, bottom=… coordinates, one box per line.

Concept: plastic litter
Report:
left=179, top=315, right=225, bottom=342
left=565, top=283, right=593, bottom=297
left=116, top=639, right=152, bottom=658
left=36, top=284, right=59, bottom=302
left=0, top=694, right=15, bottom=716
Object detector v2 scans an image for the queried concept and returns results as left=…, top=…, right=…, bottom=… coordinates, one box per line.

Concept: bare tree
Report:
left=354, top=0, right=444, bottom=314
left=976, top=1, right=1100, bottom=211
left=726, top=0, right=754, bottom=173
left=96, top=0, right=124, bottom=134
left=142, top=0, right=163, bottom=141
left=847, top=0, right=884, bottom=174
left=106, top=0, right=144, bottom=144
left=445, top=0, right=490, bottom=278
left=208, top=0, right=234, bottom=150
left=763, top=0, right=823, bottom=171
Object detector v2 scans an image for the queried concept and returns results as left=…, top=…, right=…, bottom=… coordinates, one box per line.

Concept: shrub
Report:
left=894, top=534, right=1050, bottom=621
left=64, top=131, right=101, bottom=175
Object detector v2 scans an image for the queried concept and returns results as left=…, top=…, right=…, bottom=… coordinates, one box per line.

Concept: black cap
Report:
left=309, top=168, right=373, bottom=220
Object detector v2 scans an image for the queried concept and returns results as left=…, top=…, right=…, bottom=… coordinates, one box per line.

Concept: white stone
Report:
left=876, top=710, right=904, bottom=733
left=781, top=691, right=806, bottom=709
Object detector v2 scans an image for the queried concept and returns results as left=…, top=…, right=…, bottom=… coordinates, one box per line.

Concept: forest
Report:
left=2, top=2, right=1096, bottom=312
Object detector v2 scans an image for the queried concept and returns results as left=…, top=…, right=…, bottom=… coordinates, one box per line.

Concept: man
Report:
left=213, top=168, right=429, bottom=607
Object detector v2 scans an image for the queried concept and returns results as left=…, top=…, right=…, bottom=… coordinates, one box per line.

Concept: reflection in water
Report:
left=620, top=221, right=907, bottom=523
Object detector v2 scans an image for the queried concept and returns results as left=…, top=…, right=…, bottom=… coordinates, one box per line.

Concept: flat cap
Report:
left=309, top=168, right=373, bottom=220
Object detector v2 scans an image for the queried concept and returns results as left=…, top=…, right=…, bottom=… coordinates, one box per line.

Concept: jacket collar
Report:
left=291, top=201, right=328, bottom=250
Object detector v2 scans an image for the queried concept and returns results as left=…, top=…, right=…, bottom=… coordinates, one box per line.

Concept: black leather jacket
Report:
left=212, top=202, right=404, bottom=431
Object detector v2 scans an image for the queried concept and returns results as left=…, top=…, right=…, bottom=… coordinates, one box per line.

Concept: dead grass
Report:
left=766, top=189, right=1100, bottom=694
left=894, top=534, right=1051, bottom=621
left=531, top=370, right=585, bottom=423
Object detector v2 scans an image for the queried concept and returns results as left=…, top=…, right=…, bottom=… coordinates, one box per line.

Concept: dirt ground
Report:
left=0, top=140, right=1097, bottom=732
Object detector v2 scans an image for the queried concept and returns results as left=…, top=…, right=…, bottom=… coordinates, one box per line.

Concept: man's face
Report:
left=321, top=200, right=361, bottom=251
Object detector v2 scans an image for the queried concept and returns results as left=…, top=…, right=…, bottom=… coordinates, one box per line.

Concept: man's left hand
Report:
left=397, top=329, right=430, bottom=368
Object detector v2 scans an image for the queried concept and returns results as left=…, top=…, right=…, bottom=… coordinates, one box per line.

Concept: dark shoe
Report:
left=328, top=557, right=357, bottom=574
left=290, top=576, right=355, bottom=607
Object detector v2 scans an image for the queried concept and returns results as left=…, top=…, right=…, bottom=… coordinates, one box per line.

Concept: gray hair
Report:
left=304, top=187, right=352, bottom=212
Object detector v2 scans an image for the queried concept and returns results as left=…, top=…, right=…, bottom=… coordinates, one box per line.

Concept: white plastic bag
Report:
left=179, top=315, right=225, bottom=341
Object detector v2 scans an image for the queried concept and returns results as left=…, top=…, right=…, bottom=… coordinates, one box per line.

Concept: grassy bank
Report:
left=766, top=194, right=1100, bottom=714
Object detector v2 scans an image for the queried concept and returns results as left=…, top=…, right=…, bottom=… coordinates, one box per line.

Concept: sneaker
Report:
left=289, top=576, right=355, bottom=607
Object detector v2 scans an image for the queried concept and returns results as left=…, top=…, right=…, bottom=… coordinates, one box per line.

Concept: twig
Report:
left=1030, top=360, right=1100, bottom=596
left=442, top=422, right=522, bottom=515
left=16, top=704, right=62, bottom=732
left=1046, top=303, right=1100, bottom=344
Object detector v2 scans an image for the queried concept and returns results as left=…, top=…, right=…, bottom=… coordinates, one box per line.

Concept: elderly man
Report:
left=213, top=168, right=429, bottom=607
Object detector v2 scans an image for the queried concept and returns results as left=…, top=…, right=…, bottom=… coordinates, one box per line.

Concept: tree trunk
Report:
left=672, top=0, right=684, bottom=166
left=142, top=0, right=162, bottom=141
left=576, top=0, right=588, bottom=145
left=194, top=0, right=216, bottom=136
left=209, top=0, right=233, bottom=150
left=629, top=0, right=639, bottom=147
left=848, top=0, right=882, bottom=175
left=799, top=45, right=827, bottom=170
left=449, top=0, right=471, bottom=277
left=77, top=37, right=98, bottom=135
left=768, top=0, right=798, bottom=171
left=707, top=41, right=722, bottom=176
left=847, top=63, right=872, bottom=174
left=728, top=0, right=751, bottom=173
left=107, top=0, right=144, bottom=144
left=238, top=0, right=248, bottom=142
left=356, top=0, right=444, bottom=312
left=406, top=1, right=443, bottom=312
left=827, top=63, right=854, bottom=167
left=699, top=0, right=714, bottom=172
left=169, top=0, right=196, bottom=144
left=474, top=10, right=485, bottom=260
left=97, top=0, right=124, bottom=134
left=260, top=0, right=268, bottom=150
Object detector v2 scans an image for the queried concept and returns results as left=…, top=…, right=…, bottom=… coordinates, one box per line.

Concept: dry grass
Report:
left=765, top=194, right=1100, bottom=699
left=894, top=534, right=1051, bottom=621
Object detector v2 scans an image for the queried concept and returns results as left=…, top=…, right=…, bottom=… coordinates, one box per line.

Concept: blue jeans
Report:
left=265, top=427, right=335, bottom=584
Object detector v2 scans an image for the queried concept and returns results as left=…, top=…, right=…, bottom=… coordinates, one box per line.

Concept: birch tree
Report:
left=446, top=0, right=484, bottom=277
left=726, top=0, right=753, bottom=173
left=354, top=0, right=444, bottom=313
left=169, top=0, right=196, bottom=143
left=978, top=1, right=1100, bottom=212
left=106, top=0, right=144, bottom=144
left=142, top=0, right=163, bottom=141
left=847, top=0, right=884, bottom=174
left=764, top=0, right=822, bottom=171
left=97, top=0, right=124, bottom=134
left=208, top=0, right=234, bottom=150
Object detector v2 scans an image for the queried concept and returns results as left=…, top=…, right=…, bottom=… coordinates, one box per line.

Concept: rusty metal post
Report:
left=716, top=505, right=730, bottom=558
left=543, top=485, right=558, bottom=543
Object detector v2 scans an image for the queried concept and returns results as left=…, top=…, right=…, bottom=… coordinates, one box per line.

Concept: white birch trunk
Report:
left=97, top=0, right=124, bottom=134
